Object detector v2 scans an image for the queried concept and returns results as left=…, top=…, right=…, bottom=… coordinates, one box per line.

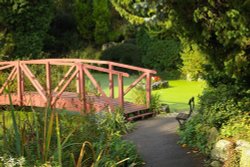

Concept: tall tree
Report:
left=111, top=0, right=250, bottom=87
left=0, top=0, right=54, bottom=60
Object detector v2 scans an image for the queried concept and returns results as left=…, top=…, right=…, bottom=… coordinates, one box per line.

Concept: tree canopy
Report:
left=111, top=0, right=250, bottom=87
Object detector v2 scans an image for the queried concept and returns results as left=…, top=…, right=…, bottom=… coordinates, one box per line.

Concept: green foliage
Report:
left=73, top=0, right=124, bottom=46
left=94, top=136, right=142, bottom=167
left=111, top=0, right=250, bottom=88
left=149, top=93, right=161, bottom=114
left=101, top=43, right=142, bottom=66
left=220, top=114, right=250, bottom=142
left=0, top=0, right=53, bottom=60
left=199, top=84, right=243, bottom=109
left=44, top=10, right=83, bottom=57
left=132, top=84, right=146, bottom=105
left=110, top=0, right=145, bottom=25
left=73, top=0, right=94, bottom=42
left=136, top=30, right=181, bottom=77
left=93, top=0, right=111, bottom=45
left=97, top=109, right=132, bottom=137
left=180, top=39, right=208, bottom=80
left=67, top=46, right=101, bottom=60
left=179, top=85, right=250, bottom=154
left=0, top=108, right=140, bottom=166
left=179, top=115, right=211, bottom=154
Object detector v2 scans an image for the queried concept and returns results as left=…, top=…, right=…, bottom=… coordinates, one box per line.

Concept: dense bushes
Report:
left=180, top=40, right=208, bottom=80
left=136, top=30, right=182, bottom=79
left=101, top=43, right=142, bottom=66
left=0, top=0, right=53, bottom=60
left=179, top=85, right=250, bottom=154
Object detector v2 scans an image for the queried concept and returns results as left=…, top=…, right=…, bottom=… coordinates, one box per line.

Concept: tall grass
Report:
left=0, top=105, right=141, bottom=166
left=7, top=89, right=21, bottom=156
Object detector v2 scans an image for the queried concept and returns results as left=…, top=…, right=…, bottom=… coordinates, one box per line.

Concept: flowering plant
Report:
left=151, top=76, right=161, bottom=83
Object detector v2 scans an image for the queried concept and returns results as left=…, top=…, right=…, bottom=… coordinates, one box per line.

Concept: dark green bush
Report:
left=180, top=41, right=208, bottom=80
left=199, top=84, right=243, bottom=110
left=220, top=114, right=250, bottom=142
left=101, top=43, right=142, bottom=66
left=136, top=30, right=182, bottom=78
left=179, top=85, right=250, bottom=155
left=0, top=0, right=53, bottom=60
left=179, top=115, right=211, bottom=154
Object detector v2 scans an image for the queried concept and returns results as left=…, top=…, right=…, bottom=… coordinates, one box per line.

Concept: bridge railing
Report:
left=0, top=59, right=156, bottom=111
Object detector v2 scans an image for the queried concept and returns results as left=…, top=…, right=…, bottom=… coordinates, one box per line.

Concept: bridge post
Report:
left=46, top=61, right=52, bottom=106
left=17, top=61, right=24, bottom=106
left=77, top=63, right=86, bottom=111
left=146, top=73, right=151, bottom=108
left=118, top=73, right=124, bottom=108
left=109, top=63, right=114, bottom=98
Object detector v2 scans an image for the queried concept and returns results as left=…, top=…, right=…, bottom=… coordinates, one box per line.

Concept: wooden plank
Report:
left=17, top=61, right=23, bottom=106
left=127, top=112, right=153, bottom=121
left=146, top=72, right=151, bottom=108
left=0, top=67, right=17, bottom=94
left=20, top=64, right=47, bottom=102
left=118, top=74, right=124, bottom=107
left=0, top=64, right=14, bottom=71
left=54, top=65, right=75, bottom=92
left=124, top=73, right=146, bottom=95
left=109, top=64, right=114, bottom=98
left=52, top=69, right=78, bottom=105
left=84, top=64, right=129, bottom=77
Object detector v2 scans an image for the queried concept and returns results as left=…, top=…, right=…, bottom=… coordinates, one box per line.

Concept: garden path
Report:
left=124, top=113, right=204, bottom=167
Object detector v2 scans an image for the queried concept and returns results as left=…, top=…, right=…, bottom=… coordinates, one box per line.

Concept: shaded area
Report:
left=125, top=114, right=204, bottom=167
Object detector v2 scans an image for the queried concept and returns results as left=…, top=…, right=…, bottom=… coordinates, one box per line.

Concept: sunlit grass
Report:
left=92, top=73, right=206, bottom=112
left=153, top=80, right=206, bottom=112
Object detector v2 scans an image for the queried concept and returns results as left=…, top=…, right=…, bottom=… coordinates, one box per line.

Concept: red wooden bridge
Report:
left=0, top=59, right=156, bottom=120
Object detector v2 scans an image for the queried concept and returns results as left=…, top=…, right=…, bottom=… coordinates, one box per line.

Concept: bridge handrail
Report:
left=16, top=59, right=157, bottom=74
left=0, top=59, right=156, bottom=110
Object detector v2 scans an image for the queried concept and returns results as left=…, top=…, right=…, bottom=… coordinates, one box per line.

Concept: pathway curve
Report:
left=124, top=114, right=204, bottom=167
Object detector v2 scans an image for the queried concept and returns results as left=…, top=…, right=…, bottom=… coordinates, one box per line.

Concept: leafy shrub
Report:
left=180, top=40, right=208, bottom=80
left=94, top=136, right=142, bottom=167
left=150, top=93, right=161, bottom=114
left=67, top=46, right=101, bottom=60
left=178, top=114, right=211, bottom=154
left=202, top=100, right=242, bottom=129
left=132, top=84, right=146, bottom=105
left=97, top=109, right=132, bottom=137
left=136, top=30, right=182, bottom=78
left=199, top=84, right=242, bottom=110
left=93, top=0, right=111, bottom=45
left=179, top=85, right=250, bottom=155
left=220, top=114, right=250, bottom=142
left=101, top=43, right=142, bottom=66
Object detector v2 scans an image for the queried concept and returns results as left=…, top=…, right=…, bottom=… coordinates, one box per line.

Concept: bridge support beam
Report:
left=17, top=61, right=24, bottom=106
left=46, top=61, right=52, bottom=106
left=118, top=73, right=124, bottom=108
left=77, top=63, right=86, bottom=112
left=146, top=73, right=151, bottom=108
left=109, top=63, right=114, bottom=98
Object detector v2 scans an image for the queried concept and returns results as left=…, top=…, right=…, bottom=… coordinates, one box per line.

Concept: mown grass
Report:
left=92, top=73, right=206, bottom=112
left=153, top=80, right=206, bottom=112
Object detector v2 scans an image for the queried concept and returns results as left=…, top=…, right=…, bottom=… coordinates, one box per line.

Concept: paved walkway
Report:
left=124, top=114, right=204, bottom=167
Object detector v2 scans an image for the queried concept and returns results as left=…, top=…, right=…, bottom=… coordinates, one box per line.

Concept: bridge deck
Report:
left=0, top=92, right=148, bottom=115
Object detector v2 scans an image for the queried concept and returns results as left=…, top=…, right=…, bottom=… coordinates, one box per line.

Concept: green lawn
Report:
left=91, top=73, right=206, bottom=112
left=153, top=80, right=206, bottom=112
